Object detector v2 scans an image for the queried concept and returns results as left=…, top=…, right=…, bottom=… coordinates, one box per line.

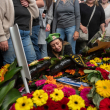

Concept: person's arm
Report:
left=36, top=0, right=44, bottom=8
left=52, top=4, right=57, bottom=33
left=27, top=0, right=39, bottom=19
left=99, top=4, right=105, bottom=35
left=45, top=2, right=53, bottom=31
left=73, top=0, right=80, bottom=40
left=100, top=23, right=105, bottom=35
left=0, top=8, right=8, bottom=51
left=105, top=18, right=110, bottom=27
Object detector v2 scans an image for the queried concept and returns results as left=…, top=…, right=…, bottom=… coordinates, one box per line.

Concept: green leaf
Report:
left=87, top=72, right=94, bottom=81
left=84, top=70, right=97, bottom=74
left=0, top=67, right=22, bottom=87
left=87, top=93, right=93, bottom=98
left=93, top=93, right=99, bottom=105
left=96, top=95, right=104, bottom=108
left=0, top=80, right=15, bottom=106
left=75, top=90, right=80, bottom=95
left=1, top=88, right=21, bottom=110
left=90, top=77, right=96, bottom=83
left=93, top=93, right=104, bottom=108
left=43, top=75, right=47, bottom=80
left=90, top=77, right=100, bottom=83
left=8, top=59, right=17, bottom=71
left=51, top=60, right=55, bottom=65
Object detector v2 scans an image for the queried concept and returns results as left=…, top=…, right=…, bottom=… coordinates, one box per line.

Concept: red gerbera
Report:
left=96, top=67, right=109, bottom=79
left=57, top=97, right=69, bottom=110
left=36, top=98, right=59, bottom=110
left=80, top=107, right=87, bottom=110
left=22, top=91, right=34, bottom=98
left=99, top=98, right=110, bottom=110
left=38, top=58, right=44, bottom=62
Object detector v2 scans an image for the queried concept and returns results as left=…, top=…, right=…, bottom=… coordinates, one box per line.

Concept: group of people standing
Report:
left=0, top=0, right=110, bottom=67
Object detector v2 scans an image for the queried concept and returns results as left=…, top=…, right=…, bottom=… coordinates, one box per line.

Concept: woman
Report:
left=52, top=0, right=80, bottom=54
left=76, top=0, right=105, bottom=53
left=1, top=0, right=39, bottom=64
left=38, top=0, right=53, bottom=58
left=101, top=0, right=110, bottom=37
left=46, top=33, right=73, bottom=58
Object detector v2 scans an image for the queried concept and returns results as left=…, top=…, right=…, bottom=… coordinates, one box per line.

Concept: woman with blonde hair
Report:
left=76, top=0, right=105, bottom=53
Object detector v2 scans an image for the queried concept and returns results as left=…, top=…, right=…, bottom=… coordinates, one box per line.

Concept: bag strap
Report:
left=87, top=5, right=96, bottom=27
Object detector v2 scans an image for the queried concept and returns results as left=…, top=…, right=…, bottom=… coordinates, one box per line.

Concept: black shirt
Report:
left=33, top=18, right=39, bottom=26
left=80, top=3, right=105, bottom=40
left=13, top=0, right=31, bottom=30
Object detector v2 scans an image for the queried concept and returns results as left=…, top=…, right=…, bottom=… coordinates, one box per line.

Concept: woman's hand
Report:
left=45, top=24, right=50, bottom=32
left=20, top=0, right=29, bottom=7
left=42, top=13, right=46, bottom=19
left=105, top=19, right=110, bottom=27
left=73, top=31, right=79, bottom=41
left=0, top=41, right=8, bottom=51
left=80, top=25, right=88, bottom=34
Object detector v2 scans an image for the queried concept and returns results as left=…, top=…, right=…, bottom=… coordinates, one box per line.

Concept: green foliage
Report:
left=0, top=80, right=15, bottom=106
left=1, top=88, right=21, bottom=110
left=0, top=66, right=22, bottom=87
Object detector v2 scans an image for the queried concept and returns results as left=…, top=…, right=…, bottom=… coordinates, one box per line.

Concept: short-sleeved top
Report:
left=80, top=3, right=105, bottom=40
left=12, top=0, right=31, bottom=31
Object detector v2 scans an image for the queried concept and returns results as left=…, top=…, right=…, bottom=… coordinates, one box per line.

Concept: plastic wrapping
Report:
left=29, top=60, right=51, bottom=77
left=49, top=58, right=74, bottom=75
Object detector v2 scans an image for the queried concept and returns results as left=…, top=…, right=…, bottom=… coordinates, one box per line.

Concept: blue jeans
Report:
left=56, top=26, right=76, bottom=54
left=2, top=30, right=36, bottom=65
left=39, top=31, right=50, bottom=58
left=30, top=25, right=41, bottom=60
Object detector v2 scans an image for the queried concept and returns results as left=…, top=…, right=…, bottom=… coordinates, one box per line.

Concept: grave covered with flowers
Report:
left=1, top=46, right=110, bottom=110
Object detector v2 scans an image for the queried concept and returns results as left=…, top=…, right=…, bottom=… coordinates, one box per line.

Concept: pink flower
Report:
left=62, top=87, right=76, bottom=97
left=80, top=88, right=91, bottom=106
left=9, top=103, right=15, bottom=110
left=43, top=84, right=57, bottom=95
left=18, top=86, right=25, bottom=92
left=35, top=79, right=46, bottom=87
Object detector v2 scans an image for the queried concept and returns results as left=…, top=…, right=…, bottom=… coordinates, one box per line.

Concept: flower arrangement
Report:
left=0, top=64, right=10, bottom=82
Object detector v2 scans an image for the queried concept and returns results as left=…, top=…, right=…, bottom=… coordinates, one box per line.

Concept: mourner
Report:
left=46, top=33, right=73, bottom=58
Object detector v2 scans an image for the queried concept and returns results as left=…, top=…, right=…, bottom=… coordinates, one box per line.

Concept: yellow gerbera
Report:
left=95, top=80, right=110, bottom=98
left=100, top=64, right=110, bottom=71
left=32, top=90, right=48, bottom=106
left=94, top=57, right=102, bottom=63
left=50, top=89, right=64, bottom=101
left=103, top=57, right=110, bottom=62
left=15, top=96, right=33, bottom=110
left=67, top=95, right=85, bottom=110
left=87, top=106, right=97, bottom=110
left=90, top=60, right=98, bottom=66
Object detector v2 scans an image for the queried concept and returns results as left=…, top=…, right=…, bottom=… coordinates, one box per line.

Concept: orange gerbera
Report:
left=56, top=84, right=64, bottom=90
left=54, top=72, right=63, bottom=78
left=0, top=64, right=10, bottom=82
left=64, top=85, right=72, bottom=88
left=45, top=75, right=56, bottom=84
left=78, top=69, right=85, bottom=76
left=65, top=69, right=75, bottom=75
left=78, top=85, right=91, bottom=91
